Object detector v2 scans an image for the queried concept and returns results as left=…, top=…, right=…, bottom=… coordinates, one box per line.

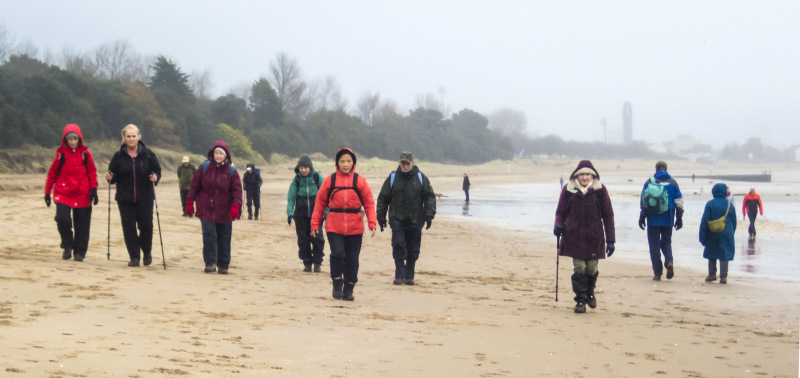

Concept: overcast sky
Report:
left=3, top=0, right=798, bottom=149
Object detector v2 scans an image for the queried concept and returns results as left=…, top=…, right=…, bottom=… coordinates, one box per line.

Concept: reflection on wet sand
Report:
left=740, top=239, right=761, bottom=274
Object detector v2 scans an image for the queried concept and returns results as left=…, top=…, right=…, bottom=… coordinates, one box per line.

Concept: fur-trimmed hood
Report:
left=566, top=160, right=602, bottom=193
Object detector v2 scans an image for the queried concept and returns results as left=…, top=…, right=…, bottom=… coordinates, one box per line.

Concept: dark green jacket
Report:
left=376, top=165, right=436, bottom=228
left=287, top=169, right=321, bottom=217
left=177, top=163, right=196, bottom=190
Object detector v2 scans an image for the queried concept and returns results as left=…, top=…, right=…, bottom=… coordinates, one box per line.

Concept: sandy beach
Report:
left=1, top=159, right=798, bottom=377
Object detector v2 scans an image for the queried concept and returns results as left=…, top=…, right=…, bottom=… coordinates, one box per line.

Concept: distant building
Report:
left=623, top=102, right=632, bottom=145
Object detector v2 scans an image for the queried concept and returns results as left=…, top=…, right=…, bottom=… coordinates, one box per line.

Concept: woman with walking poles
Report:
left=311, top=148, right=377, bottom=301
left=553, top=160, right=615, bottom=314
left=185, top=140, right=243, bottom=275
left=44, top=124, right=99, bottom=262
left=105, top=124, right=161, bottom=267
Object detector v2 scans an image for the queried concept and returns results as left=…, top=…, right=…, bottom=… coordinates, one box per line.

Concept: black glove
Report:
left=638, top=211, right=647, bottom=230
left=44, top=194, right=51, bottom=207
left=287, top=216, right=293, bottom=225
left=425, top=216, right=433, bottom=230
left=91, top=188, right=98, bottom=206
left=553, top=225, right=564, bottom=237
left=674, top=208, right=684, bottom=230
left=378, top=219, right=387, bottom=232
left=606, top=242, right=615, bottom=257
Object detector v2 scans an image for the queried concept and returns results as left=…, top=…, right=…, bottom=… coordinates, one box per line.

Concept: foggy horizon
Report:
left=2, top=1, right=798, bottom=150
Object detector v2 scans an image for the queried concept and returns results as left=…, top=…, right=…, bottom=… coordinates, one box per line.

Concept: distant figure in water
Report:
left=700, top=183, right=736, bottom=284
left=559, top=176, right=564, bottom=188
left=742, top=187, right=764, bottom=241
left=554, top=160, right=615, bottom=314
left=462, top=173, right=470, bottom=202
left=692, top=173, right=695, bottom=183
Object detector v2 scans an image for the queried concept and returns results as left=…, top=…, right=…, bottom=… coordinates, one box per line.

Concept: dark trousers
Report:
left=748, top=212, right=757, bottom=235
left=180, top=189, right=189, bottom=214
left=246, top=190, right=260, bottom=217
left=117, top=200, right=153, bottom=261
left=201, top=220, right=232, bottom=269
left=391, top=222, right=422, bottom=261
left=55, top=203, right=93, bottom=257
left=708, top=259, right=729, bottom=277
left=464, top=189, right=469, bottom=202
left=327, top=233, right=362, bottom=283
left=295, top=211, right=325, bottom=265
left=647, top=226, right=673, bottom=276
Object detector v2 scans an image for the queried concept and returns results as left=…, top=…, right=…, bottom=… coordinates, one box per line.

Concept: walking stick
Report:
left=152, top=181, right=167, bottom=270
left=107, top=179, right=111, bottom=260
left=555, top=235, right=560, bottom=302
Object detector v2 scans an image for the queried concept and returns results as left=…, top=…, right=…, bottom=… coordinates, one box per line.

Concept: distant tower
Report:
left=623, top=102, right=633, bottom=145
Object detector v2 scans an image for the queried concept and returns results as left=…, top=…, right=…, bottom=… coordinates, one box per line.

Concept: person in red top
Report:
left=742, top=187, right=764, bottom=241
left=44, top=124, right=99, bottom=261
left=311, top=148, right=377, bottom=301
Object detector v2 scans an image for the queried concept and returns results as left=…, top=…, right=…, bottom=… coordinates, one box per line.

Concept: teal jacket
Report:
left=287, top=169, right=321, bottom=217
left=699, top=183, right=737, bottom=261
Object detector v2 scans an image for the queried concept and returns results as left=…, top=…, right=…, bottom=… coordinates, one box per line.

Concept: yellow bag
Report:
left=708, top=197, right=732, bottom=233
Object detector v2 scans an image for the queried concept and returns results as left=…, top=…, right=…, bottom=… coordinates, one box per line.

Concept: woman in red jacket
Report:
left=44, top=124, right=99, bottom=261
left=186, top=141, right=243, bottom=275
left=311, top=148, right=377, bottom=301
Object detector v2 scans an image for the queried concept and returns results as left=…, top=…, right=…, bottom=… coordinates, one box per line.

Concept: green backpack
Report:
left=642, top=177, right=669, bottom=215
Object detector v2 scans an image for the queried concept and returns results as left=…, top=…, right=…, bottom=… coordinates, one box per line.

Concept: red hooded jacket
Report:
left=311, top=148, right=377, bottom=235
left=44, top=124, right=98, bottom=208
left=186, top=141, right=243, bottom=223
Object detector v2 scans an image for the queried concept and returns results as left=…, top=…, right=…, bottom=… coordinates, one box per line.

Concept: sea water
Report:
left=438, top=180, right=800, bottom=280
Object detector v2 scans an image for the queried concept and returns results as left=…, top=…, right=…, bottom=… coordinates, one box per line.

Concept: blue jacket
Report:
left=641, top=170, right=683, bottom=227
left=699, top=183, right=737, bottom=261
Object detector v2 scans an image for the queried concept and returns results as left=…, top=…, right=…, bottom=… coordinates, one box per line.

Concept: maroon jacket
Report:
left=186, top=141, right=243, bottom=223
left=554, top=160, right=615, bottom=260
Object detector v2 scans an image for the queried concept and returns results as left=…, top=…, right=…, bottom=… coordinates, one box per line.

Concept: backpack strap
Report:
left=390, top=171, right=424, bottom=187
left=327, top=172, right=363, bottom=212
left=202, top=160, right=233, bottom=176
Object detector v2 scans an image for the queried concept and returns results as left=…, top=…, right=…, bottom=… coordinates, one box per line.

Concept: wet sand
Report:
left=0, top=159, right=798, bottom=376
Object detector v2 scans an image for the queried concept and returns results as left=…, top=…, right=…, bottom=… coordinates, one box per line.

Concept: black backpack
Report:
left=295, top=171, right=321, bottom=194
left=326, top=173, right=363, bottom=213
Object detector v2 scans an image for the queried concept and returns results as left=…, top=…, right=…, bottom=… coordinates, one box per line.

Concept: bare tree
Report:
left=190, top=68, right=214, bottom=100
left=313, top=75, right=347, bottom=112
left=268, top=51, right=312, bottom=120
left=488, top=108, right=528, bottom=137
left=414, top=92, right=449, bottom=116
left=0, top=24, right=16, bottom=63
left=93, top=40, right=148, bottom=84
left=228, top=80, right=252, bottom=102
left=15, top=38, right=39, bottom=59
left=356, top=90, right=380, bottom=126
left=60, top=46, right=97, bottom=76
left=375, top=98, right=399, bottom=125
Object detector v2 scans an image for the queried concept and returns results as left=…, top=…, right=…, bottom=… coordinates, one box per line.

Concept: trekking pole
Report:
left=555, top=235, right=560, bottom=302
left=107, top=178, right=111, bottom=260
left=152, top=181, right=167, bottom=270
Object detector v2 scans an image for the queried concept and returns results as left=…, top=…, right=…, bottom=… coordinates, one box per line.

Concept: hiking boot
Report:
left=204, top=264, right=217, bottom=273
left=705, top=274, right=717, bottom=282
left=254, top=214, right=258, bottom=220
left=404, top=279, right=415, bottom=285
left=393, top=277, right=404, bottom=285
left=313, top=263, right=321, bottom=273
left=128, top=259, right=140, bottom=267
left=248, top=214, right=253, bottom=220
left=303, top=264, right=312, bottom=272
left=218, top=267, right=229, bottom=275
left=62, top=247, right=72, bottom=260
left=342, top=282, right=355, bottom=301
left=332, top=278, right=344, bottom=299
left=666, top=262, right=674, bottom=279
left=653, top=275, right=661, bottom=281
left=143, top=252, right=152, bottom=266
left=74, top=254, right=84, bottom=262
left=587, top=295, right=597, bottom=309
left=720, top=276, right=727, bottom=284
left=574, top=302, right=586, bottom=313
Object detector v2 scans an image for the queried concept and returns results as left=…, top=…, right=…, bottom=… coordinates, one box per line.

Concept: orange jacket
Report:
left=311, top=150, right=376, bottom=235
left=742, top=192, right=763, bottom=216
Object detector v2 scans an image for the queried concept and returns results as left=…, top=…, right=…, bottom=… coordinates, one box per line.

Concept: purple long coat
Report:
left=187, top=140, right=243, bottom=224
left=554, top=160, right=615, bottom=260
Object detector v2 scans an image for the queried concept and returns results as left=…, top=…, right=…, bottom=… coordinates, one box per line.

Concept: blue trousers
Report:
left=201, top=220, right=232, bottom=269
left=647, top=226, right=673, bottom=276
